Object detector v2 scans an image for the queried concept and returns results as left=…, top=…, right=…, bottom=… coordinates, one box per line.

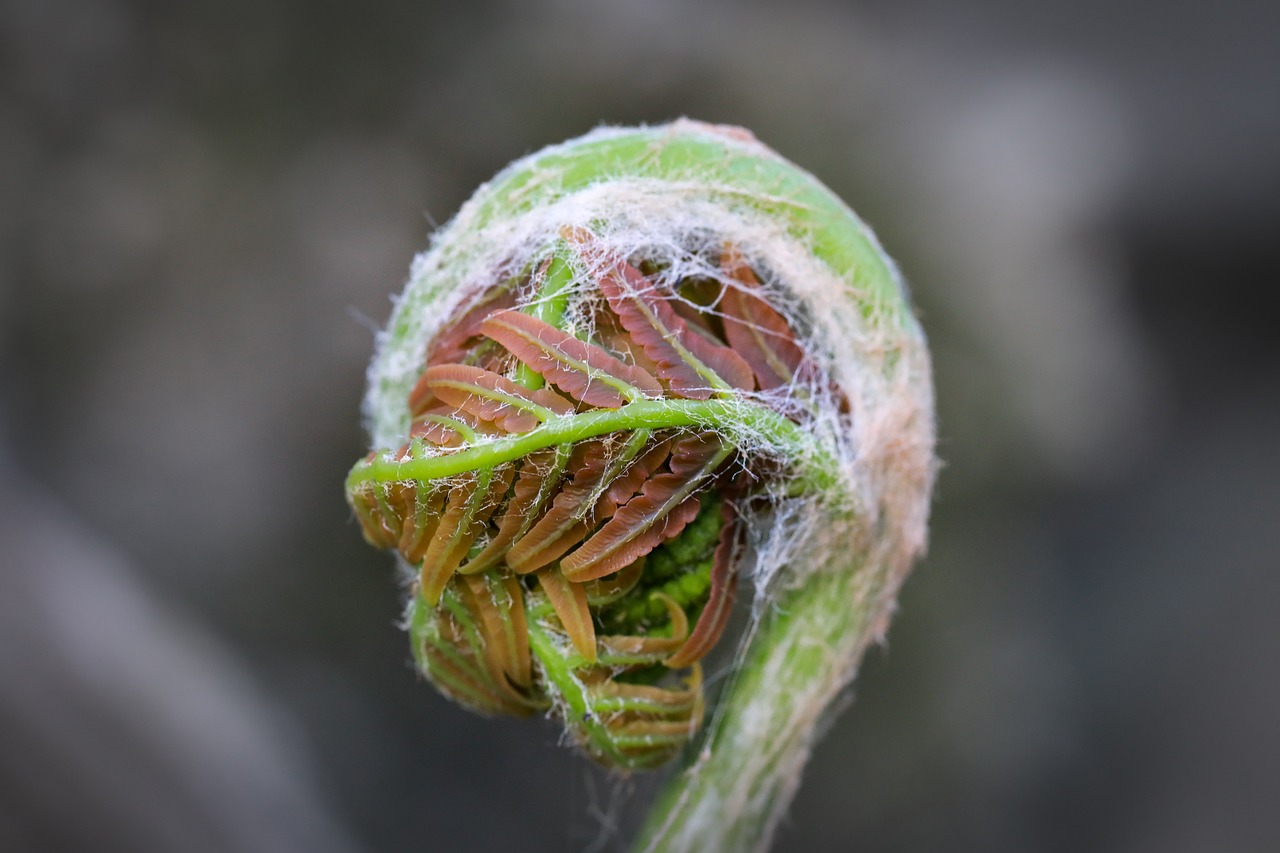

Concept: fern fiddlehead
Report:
left=346, top=120, right=935, bottom=849
left=348, top=224, right=821, bottom=768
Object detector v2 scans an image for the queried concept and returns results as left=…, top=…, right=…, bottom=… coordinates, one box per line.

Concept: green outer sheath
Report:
left=462, top=126, right=909, bottom=327
left=384, top=124, right=918, bottom=397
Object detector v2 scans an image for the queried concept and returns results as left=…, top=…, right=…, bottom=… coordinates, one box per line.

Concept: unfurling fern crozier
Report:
left=349, top=222, right=827, bottom=768
left=346, top=120, right=935, bottom=846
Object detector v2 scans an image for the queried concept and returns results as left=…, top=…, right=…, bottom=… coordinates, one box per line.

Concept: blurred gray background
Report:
left=2, top=0, right=1277, bottom=851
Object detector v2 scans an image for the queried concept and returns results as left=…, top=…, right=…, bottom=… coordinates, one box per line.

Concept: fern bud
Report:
left=346, top=120, right=935, bottom=848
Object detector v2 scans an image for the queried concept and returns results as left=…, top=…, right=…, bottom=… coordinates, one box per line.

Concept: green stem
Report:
left=513, top=242, right=577, bottom=390
left=637, top=536, right=884, bottom=852
left=347, top=398, right=836, bottom=494
left=525, top=617, right=634, bottom=766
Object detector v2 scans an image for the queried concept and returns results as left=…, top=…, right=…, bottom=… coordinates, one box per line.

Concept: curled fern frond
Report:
left=346, top=121, right=934, bottom=851
left=348, top=224, right=810, bottom=768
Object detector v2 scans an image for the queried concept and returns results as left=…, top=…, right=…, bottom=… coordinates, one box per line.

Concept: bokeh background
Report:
left=2, top=0, right=1277, bottom=851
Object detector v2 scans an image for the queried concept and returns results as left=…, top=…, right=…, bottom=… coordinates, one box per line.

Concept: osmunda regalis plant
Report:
left=345, top=120, right=936, bottom=851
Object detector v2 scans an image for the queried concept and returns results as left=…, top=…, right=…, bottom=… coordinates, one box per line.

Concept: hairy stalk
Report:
left=638, top=523, right=887, bottom=851
left=349, top=120, right=935, bottom=852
